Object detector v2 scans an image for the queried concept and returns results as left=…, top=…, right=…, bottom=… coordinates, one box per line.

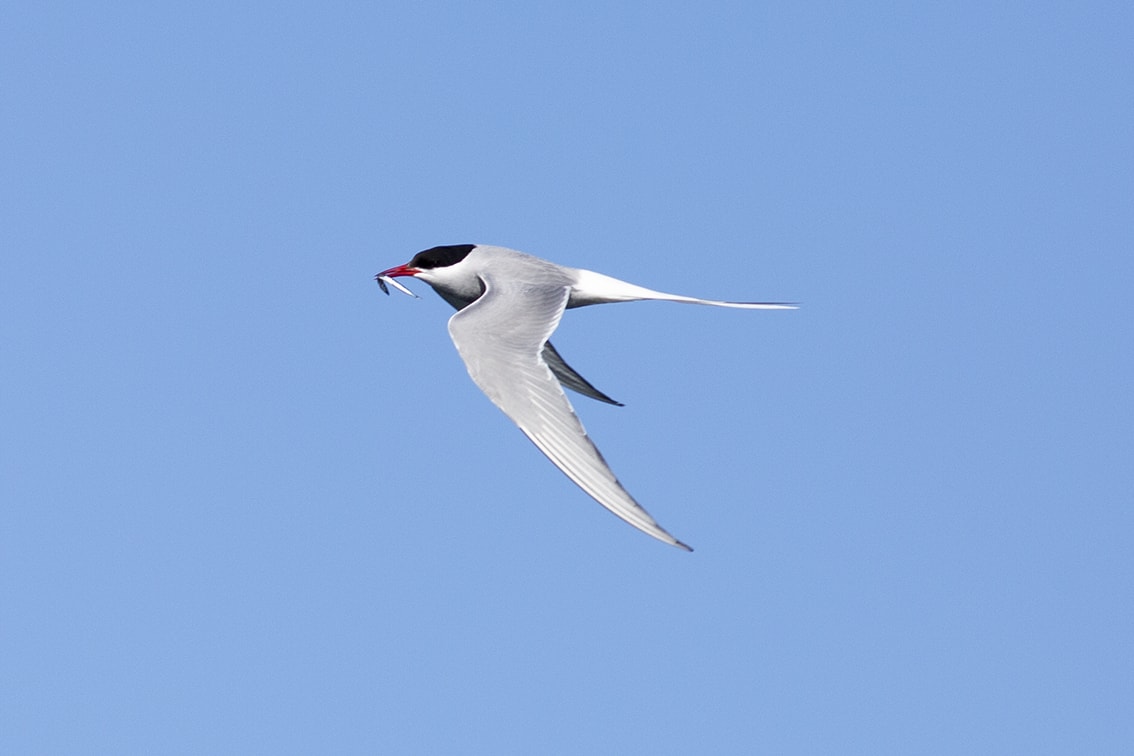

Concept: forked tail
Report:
left=570, top=268, right=797, bottom=310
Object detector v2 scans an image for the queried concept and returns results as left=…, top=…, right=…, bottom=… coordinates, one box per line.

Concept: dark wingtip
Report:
left=675, top=540, right=694, bottom=552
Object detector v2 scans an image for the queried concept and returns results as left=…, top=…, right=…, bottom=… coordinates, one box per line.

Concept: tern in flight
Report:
left=377, top=244, right=794, bottom=550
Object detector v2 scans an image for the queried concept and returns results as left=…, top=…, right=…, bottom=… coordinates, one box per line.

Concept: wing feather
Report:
left=541, top=342, right=623, bottom=406
left=447, top=277, right=690, bottom=550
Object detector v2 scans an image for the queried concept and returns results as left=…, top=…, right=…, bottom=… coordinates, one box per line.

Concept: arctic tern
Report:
left=376, top=244, right=795, bottom=550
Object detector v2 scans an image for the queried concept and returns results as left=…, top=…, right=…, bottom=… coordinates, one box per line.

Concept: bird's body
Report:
left=377, top=244, right=794, bottom=550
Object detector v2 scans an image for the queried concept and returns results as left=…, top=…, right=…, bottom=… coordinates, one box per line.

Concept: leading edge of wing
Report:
left=447, top=276, right=690, bottom=551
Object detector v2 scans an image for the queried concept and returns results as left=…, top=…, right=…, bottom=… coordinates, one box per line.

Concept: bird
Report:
left=376, top=244, right=795, bottom=550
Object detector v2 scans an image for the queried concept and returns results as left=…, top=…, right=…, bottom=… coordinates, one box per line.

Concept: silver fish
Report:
left=375, top=274, right=419, bottom=298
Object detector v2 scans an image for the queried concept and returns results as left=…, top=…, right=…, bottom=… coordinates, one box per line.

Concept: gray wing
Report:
left=541, top=342, right=623, bottom=406
left=447, top=276, right=690, bottom=550
left=432, top=287, right=621, bottom=406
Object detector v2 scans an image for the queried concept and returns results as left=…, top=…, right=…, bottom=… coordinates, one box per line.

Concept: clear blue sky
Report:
left=3, top=2, right=1132, bottom=753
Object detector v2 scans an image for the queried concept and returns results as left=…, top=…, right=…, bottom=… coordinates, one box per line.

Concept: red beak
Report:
left=377, top=263, right=418, bottom=279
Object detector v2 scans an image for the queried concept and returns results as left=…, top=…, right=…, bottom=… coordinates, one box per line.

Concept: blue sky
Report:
left=2, top=2, right=1132, bottom=753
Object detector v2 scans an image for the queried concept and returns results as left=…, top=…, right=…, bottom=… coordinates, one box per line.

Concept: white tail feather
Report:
left=570, top=269, right=797, bottom=310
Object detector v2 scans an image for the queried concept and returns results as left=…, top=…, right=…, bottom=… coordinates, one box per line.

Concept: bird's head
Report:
left=375, top=244, right=480, bottom=296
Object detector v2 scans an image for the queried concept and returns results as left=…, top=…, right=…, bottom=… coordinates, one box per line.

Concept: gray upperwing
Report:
left=446, top=275, right=690, bottom=551
left=433, top=283, right=623, bottom=407
left=542, top=342, right=624, bottom=407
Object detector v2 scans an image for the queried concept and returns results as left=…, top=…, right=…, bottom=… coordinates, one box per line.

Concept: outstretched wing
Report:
left=430, top=286, right=622, bottom=406
left=447, top=276, right=690, bottom=550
